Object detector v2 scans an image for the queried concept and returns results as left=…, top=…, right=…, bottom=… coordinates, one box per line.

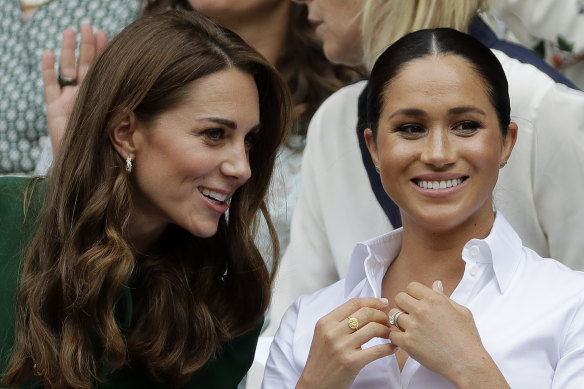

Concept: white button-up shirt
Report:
left=263, top=213, right=584, bottom=388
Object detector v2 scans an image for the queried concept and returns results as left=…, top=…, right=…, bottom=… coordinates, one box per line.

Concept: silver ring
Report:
left=58, top=72, right=77, bottom=87
left=389, top=310, right=405, bottom=330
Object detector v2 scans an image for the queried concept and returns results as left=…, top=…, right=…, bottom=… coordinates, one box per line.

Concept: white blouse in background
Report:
left=263, top=213, right=584, bottom=388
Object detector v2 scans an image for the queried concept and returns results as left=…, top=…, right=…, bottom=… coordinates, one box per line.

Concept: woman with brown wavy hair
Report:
left=0, top=9, right=291, bottom=389
left=140, top=0, right=363, bottom=256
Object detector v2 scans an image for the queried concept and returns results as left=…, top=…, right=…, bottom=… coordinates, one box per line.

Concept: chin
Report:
left=185, top=222, right=220, bottom=239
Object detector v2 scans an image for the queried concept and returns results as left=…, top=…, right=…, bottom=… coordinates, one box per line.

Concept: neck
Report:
left=386, top=207, right=495, bottom=294
left=127, top=207, right=168, bottom=253
left=211, top=2, right=290, bottom=65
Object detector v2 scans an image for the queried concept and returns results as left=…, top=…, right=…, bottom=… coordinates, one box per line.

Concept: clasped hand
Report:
left=298, top=281, right=507, bottom=389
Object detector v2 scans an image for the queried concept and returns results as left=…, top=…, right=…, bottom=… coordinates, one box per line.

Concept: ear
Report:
left=364, top=128, right=380, bottom=168
left=109, top=112, right=139, bottom=161
left=500, top=122, right=518, bottom=165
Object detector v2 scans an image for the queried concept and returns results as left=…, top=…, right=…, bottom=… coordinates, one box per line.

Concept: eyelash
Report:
left=452, top=120, right=482, bottom=134
left=393, top=120, right=483, bottom=137
left=200, top=128, right=260, bottom=150
left=201, top=128, right=224, bottom=143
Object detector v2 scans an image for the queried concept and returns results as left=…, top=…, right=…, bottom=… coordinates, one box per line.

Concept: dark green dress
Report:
left=0, top=176, right=261, bottom=388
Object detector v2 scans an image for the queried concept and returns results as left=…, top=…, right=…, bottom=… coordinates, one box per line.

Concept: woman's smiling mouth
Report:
left=199, top=187, right=228, bottom=205
left=414, top=177, right=467, bottom=190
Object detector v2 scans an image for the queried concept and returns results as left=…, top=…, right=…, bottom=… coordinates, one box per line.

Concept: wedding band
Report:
left=348, top=317, right=359, bottom=331
left=58, top=72, right=77, bottom=87
left=389, top=310, right=405, bottom=330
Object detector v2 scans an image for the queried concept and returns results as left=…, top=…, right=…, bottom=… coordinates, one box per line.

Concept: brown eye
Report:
left=395, top=124, right=426, bottom=138
left=201, top=128, right=224, bottom=142
left=452, top=121, right=481, bottom=135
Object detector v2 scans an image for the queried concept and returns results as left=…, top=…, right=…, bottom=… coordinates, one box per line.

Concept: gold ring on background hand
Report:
left=348, top=317, right=359, bottom=331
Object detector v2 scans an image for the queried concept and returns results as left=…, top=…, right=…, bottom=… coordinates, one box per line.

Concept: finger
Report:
left=59, top=28, right=77, bottom=79
left=388, top=327, right=407, bottom=346
left=405, top=281, right=436, bottom=300
left=388, top=308, right=409, bottom=331
left=95, top=29, right=109, bottom=52
left=357, top=343, right=397, bottom=367
left=432, top=280, right=444, bottom=293
left=344, top=306, right=390, bottom=334
left=349, top=321, right=391, bottom=348
left=393, top=291, right=418, bottom=313
left=42, top=50, right=60, bottom=105
left=78, top=24, right=96, bottom=79
left=327, top=298, right=389, bottom=323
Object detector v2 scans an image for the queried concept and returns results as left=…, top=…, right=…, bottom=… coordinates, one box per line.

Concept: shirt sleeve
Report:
left=494, top=0, right=584, bottom=52
left=551, top=295, right=584, bottom=387
left=262, top=300, right=303, bottom=389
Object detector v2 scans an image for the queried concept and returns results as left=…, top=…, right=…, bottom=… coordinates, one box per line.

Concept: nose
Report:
left=221, top=142, right=252, bottom=183
left=420, top=129, right=456, bottom=168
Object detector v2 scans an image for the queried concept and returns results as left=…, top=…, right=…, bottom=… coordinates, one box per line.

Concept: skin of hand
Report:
left=42, top=24, right=108, bottom=155
left=388, top=281, right=510, bottom=389
left=296, top=297, right=397, bottom=389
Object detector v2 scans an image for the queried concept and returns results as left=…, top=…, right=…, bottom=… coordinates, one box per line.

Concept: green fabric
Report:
left=0, top=176, right=262, bottom=388
left=0, top=176, right=45, bottom=380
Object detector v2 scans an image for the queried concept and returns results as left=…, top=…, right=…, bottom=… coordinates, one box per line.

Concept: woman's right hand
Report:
left=296, top=297, right=397, bottom=389
left=42, top=24, right=108, bottom=155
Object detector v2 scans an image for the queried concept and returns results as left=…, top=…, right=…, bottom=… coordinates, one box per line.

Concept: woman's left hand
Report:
left=42, top=24, right=108, bottom=155
left=388, top=281, right=509, bottom=389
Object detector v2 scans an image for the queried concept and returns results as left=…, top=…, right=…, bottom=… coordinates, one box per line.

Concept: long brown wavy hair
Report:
left=4, top=10, right=291, bottom=389
left=142, top=0, right=364, bottom=140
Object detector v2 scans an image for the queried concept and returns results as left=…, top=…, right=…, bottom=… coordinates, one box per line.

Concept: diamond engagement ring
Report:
left=389, top=310, right=405, bottom=331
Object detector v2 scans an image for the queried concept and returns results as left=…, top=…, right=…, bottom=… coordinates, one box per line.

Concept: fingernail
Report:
left=379, top=297, right=389, bottom=304
left=434, top=280, right=444, bottom=292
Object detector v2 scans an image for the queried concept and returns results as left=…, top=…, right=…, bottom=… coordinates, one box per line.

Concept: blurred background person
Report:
left=0, top=0, right=139, bottom=174
left=488, top=0, right=584, bottom=88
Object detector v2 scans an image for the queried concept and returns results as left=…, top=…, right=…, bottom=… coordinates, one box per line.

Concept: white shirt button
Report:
left=469, top=263, right=478, bottom=276
left=469, top=245, right=480, bottom=258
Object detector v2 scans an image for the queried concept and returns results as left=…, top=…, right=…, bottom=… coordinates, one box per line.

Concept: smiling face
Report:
left=130, top=68, right=260, bottom=239
left=294, top=0, right=365, bottom=65
left=365, top=55, right=516, bottom=232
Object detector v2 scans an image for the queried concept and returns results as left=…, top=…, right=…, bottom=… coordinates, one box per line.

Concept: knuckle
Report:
left=461, top=306, right=474, bottom=319
left=315, top=317, right=330, bottom=333
left=348, top=298, right=363, bottom=312
left=427, top=293, right=442, bottom=305
left=394, top=291, right=406, bottom=302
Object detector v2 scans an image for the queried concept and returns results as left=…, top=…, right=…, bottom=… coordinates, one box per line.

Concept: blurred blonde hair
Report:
left=361, top=0, right=493, bottom=70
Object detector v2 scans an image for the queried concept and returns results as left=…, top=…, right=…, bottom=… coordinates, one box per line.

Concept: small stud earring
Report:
left=375, top=165, right=381, bottom=173
left=126, top=156, right=133, bottom=173
left=499, top=161, right=507, bottom=168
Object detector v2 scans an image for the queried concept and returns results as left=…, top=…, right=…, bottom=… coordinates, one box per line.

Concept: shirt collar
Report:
left=344, top=212, right=523, bottom=297
left=345, top=228, right=403, bottom=297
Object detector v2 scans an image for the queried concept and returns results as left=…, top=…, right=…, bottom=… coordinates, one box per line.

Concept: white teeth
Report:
left=416, top=178, right=463, bottom=189
left=200, top=188, right=227, bottom=203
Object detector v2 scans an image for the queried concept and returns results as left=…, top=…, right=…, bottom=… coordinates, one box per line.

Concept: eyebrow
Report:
left=199, top=117, right=261, bottom=132
left=387, top=106, right=486, bottom=120
left=199, top=117, right=237, bottom=129
left=447, top=106, right=486, bottom=116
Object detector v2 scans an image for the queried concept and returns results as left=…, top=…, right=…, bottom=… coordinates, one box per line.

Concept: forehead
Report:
left=382, top=55, right=492, bottom=112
